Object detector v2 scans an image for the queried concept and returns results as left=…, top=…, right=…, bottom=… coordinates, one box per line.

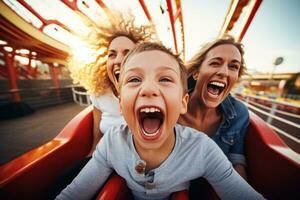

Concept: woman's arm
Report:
left=88, top=106, right=103, bottom=156
left=228, top=96, right=249, bottom=179
left=234, top=164, right=247, bottom=180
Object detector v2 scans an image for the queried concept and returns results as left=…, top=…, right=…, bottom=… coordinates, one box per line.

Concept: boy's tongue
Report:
left=143, top=117, right=161, bottom=134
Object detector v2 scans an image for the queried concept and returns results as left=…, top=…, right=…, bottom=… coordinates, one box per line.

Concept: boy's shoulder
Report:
left=104, top=124, right=131, bottom=143
left=99, top=124, right=134, bottom=158
left=174, top=124, right=218, bottom=156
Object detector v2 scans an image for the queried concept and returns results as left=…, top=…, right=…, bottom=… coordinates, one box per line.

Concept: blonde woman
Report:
left=69, top=14, right=155, bottom=156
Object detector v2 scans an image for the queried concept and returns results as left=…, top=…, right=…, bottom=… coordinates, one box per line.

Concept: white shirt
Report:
left=90, top=90, right=125, bottom=134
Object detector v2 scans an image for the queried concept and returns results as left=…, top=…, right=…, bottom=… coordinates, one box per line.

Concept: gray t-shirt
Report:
left=56, top=124, right=264, bottom=200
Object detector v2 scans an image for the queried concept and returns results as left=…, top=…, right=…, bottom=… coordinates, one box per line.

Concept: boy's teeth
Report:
left=210, top=81, right=225, bottom=87
left=140, top=107, right=160, bottom=113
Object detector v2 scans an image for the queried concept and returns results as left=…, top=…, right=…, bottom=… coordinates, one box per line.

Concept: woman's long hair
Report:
left=69, top=12, right=156, bottom=96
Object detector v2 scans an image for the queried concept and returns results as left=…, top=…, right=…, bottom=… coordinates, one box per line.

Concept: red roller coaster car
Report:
left=0, top=106, right=299, bottom=200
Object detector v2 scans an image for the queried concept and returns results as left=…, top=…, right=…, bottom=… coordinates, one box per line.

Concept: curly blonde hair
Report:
left=69, top=12, right=155, bottom=96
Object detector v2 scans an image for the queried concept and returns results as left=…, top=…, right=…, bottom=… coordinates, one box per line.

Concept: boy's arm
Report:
left=56, top=135, right=113, bottom=200
left=202, top=138, right=264, bottom=200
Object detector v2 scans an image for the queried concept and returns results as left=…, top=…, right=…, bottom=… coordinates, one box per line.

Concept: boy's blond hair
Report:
left=119, top=42, right=188, bottom=94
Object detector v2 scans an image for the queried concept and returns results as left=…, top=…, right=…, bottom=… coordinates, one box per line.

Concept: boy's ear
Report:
left=118, top=95, right=122, bottom=114
left=192, top=71, right=199, bottom=81
left=180, top=93, right=189, bottom=114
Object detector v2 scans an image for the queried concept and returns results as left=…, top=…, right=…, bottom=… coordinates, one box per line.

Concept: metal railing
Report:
left=233, top=93, right=300, bottom=145
left=0, top=86, right=74, bottom=109
left=71, top=86, right=91, bottom=107
left=282, top=93, right=300, bottom=101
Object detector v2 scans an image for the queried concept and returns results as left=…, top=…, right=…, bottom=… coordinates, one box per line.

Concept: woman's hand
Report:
left=234, top=164, right=247, bottom=180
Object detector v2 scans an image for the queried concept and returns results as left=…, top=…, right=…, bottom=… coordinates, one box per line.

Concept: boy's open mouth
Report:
left=138, top=107, right=164, bottom=140
left=207, top=81, right=226, bottom=97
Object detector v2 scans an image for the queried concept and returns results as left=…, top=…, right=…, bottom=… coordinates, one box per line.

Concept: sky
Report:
left=182, top=0, right=230, bottom=60
left=242, top=0, right=300, bottom=74
left=182, top=0, right=300, bottom=74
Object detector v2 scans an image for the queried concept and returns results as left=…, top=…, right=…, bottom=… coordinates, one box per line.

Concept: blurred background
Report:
left=0, top=0, right=299, bottom=164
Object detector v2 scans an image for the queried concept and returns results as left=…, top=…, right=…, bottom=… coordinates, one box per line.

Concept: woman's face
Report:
left=107, top=36, right=136, bottom=90
left=192, top=44, right=241, bottom=108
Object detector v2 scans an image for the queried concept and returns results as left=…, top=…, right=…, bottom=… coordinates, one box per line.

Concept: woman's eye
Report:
left=123, top=49, right=130, bottom=56
left=108, top=54, right=115, bottom=58
left=229, top=64, right=240, bottom=71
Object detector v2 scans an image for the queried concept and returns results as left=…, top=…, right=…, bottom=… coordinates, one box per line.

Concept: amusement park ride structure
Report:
left=0, top=1, right=299, bottom=200
left=0, top=0, right=262, bottom=102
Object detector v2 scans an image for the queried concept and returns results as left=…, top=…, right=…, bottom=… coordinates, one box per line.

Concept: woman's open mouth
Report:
left=138, top=106, right=164, bottom=140
left=207, top=81, right=226, bottom=97
left=114, top=69, right=120, bottom=81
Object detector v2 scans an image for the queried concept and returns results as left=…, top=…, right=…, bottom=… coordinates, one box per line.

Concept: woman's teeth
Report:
left=207, top=81, right=226, bottom=96
left=114, top=70, right=120, bottom=81
left=210, top=81, right=225, bottom=88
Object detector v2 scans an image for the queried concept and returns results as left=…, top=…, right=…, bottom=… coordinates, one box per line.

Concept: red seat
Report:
left=96, top=173, right=189, bottom=200
left=245, top=111, right=300, bottom=200
left=1, top=107, right=299, bottom=200
left=0, top=106, right=94, bottom=200
left=95, top=173, right=133, bottom=200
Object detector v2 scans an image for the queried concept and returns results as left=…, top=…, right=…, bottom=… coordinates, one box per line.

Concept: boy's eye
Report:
left=209, top=62, right=220, bottom=66
left=159, top=77, right=172, bottom=82
left=128, top=77, right=141, bottom=83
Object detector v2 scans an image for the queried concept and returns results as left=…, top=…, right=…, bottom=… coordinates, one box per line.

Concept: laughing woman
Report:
left=179, top=36, right=249, bottom=179
left=69, top=14, right=155, bottom=156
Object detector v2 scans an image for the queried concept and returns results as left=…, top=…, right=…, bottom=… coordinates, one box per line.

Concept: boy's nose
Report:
left=140, top=81, right=159, bottom=97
